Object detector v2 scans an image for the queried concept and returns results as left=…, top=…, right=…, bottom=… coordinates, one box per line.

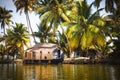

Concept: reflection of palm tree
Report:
left=13, top=0, right=37, bottom=43
left=0, top=6, right=13, bottom=35
left=6, top=23, right=30, bottom=58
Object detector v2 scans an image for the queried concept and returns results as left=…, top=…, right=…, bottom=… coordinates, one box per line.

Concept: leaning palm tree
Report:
left=13, top=0, right=37, bottom=43
left=6, top=23, right=30, bottom=58
left=0, top=6, right=13, bottom=35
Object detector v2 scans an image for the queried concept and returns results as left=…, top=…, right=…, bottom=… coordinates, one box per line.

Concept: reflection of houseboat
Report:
left=23, top=43, right=64, bottom=64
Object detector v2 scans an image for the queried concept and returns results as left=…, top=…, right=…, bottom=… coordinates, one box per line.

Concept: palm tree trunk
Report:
left=2, top=24, right=9, bottom=60
left=25, top=11, right=36, bottom=45
left=3, top=26, right=5, bottom=36
left=60, top=26, right=72, bottom=58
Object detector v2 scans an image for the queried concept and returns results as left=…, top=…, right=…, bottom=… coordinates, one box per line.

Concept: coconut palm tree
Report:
left=6, top=23, right=30, bottom=58
left=36, top=0, right=71, bottom=34
left=61, top=0, right=106, bottom=57
left=13, top=0, right=37, bottom=43
left=0, top=6, right=13, bottom=35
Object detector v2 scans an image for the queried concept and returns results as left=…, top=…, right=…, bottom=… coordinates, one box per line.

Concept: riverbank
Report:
left=63, top=57, right=107, bottom=64
left=0, top=59, right=22, bottom=64
left=0, top=60, right=13, bottom=64
left=0, top=58, right=120, bottom=64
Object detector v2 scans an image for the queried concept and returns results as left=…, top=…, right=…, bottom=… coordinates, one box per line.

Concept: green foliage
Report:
left=61, top=0, right=106, bottom=52
left=36, top=0, right=72, bottom=34
left=34, top=22, right=54, bottom=43
left=13, top=0, right=37, bottom=43
left=13, top=0, right=37, bottom=13
left=6, top=23, right=30, bottom=57
left=0, top=44, right=5, bottom=60
left=0, top=6, right=13, bottom=35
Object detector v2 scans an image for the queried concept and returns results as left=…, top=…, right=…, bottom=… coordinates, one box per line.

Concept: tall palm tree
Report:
left=36, top=0, right=71, bottom=34
left=13, top=0, right=37, bottom=43
left=0, top=6, right=13, bottom=35
left=61, top=0, right=106, bottom=56
left=6, top=23, right=30, bottom=58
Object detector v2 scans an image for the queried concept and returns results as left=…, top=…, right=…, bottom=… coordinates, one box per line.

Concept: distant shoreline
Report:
left=0, top=58, right=120, bottom=65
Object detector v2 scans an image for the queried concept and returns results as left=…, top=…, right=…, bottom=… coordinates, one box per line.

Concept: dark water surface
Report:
left=0, top=64, right=120, bottom=80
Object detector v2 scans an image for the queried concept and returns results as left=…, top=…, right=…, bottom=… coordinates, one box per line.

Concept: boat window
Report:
left=40, top=51, right=42, bottom=53
left=33, top=52, right=36, bottom=58
left=58, top=50, right=60, bottom=58
left=44, top=56, right=47, bottom=59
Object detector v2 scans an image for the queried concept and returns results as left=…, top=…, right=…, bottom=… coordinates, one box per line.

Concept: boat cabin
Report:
left=23, top=43, right=64, bottom=64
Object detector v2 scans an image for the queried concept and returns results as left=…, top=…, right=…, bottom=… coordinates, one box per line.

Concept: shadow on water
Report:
left=0, top=64, right=120, bottom=80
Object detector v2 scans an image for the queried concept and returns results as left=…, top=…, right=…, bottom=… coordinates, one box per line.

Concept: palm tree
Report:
left=6, top=23, right=30, bottom=58
left=94, top=0, right=120, bottom=13
left=0, top=6, right=13, bottom=35
left=94, top=0, right=120, bottom=24
left=0, top=35, right=5, bottom=42
left=36, top=0, right=71, bottom=34
left=33, top=23, right=54, bottom=43
left=7, top=44, right=19, bottom=60
left=57, top=31, right=72, bottom=58
left=61, top=0, right=106, bottom=57
left=13, top=0, right=37, bottom=43
left=0, top=44, right=5, bottom=60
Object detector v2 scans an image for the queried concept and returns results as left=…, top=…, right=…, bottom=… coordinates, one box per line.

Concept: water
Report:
left=0, top=64, right=120, bottom=80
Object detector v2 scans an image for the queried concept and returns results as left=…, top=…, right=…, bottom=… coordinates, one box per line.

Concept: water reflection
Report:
left=0, top=64, right=120, bottom=80
left=0, top=64, right=17, bottom=80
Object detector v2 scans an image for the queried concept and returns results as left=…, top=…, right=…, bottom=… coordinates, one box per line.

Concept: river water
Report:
left=0, top=64, right=120, bottom=80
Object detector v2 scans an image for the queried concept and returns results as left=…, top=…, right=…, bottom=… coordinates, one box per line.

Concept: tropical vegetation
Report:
left=13, top=0, right=37, bottom=44
left=0, top=0, right=120, bottom=63
left=6, top=23, right=30, bottom=58
left=0, top=6, right=13, bottom=35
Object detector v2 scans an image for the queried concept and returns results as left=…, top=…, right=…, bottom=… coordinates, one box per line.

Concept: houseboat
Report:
left=23, top=43, right=64, bottom=64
